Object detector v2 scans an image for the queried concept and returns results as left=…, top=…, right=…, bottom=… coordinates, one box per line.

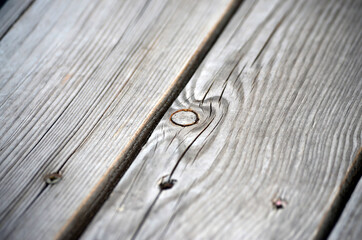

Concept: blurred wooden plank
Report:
left=329, top=180, right=362, bottom=240
left=81, top=0, right=362, bottom=239
left=316, top=149, right=362, bottom=239
left=0, top=0, right=34, bottom=39
left=0, top=0, right=241, bottom=239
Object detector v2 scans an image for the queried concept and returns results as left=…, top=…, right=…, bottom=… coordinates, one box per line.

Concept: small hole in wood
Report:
left=158, top=175, right=177, bottom=190
left=170, top=109, right=199, bottom=127
left=44, top=173, right=62, bottom=185
left=272, top=197, right=287, bottom=210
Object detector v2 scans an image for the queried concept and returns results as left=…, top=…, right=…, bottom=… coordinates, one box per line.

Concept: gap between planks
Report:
left=57, top=1, right=243, bottom=239
left=81, top=0, right=362, bottom=239
left=0, top=0, right=244, bottom=239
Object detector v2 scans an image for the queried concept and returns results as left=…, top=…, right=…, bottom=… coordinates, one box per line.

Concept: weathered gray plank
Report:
left=329, top=179, right=362, bottom=240
left=0, top=0, right=34, bottom=39
left=0, top=0, right=240, bottom=239
left=82, top=0, right=362, bottom=239
left=315, top=148, right=362, bottom=239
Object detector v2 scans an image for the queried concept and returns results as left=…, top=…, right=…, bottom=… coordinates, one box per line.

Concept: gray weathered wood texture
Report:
left=82, top=0, right=362, bottom=239
left=0, top=0, right=34, bottom=39
left=0, top=0, right=240, bottom=239
left=329, top=180, right=362, bottom=240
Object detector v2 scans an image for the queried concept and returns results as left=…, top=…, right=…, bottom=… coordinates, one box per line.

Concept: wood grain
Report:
left=82, top=0, right=362, bottom=239
left=329, top=180, right=362, bottom=240
left=0, top=0, right=34, bottom=39
left=315, top=148, right=362, bottom=239
left=0, top=0, right=240, bottom=239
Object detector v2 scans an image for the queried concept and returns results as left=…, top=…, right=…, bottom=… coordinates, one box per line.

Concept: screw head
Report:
left=44, top=173, right=62, bottom=185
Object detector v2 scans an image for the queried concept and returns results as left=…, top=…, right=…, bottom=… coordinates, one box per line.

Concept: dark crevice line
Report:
left=160, top=179, right=197, bottom=240
left=218, top=61, right=245, bottom=104
left=56, top=14, right=164, bottom=173
left=2, top=0, right=157, bottom=181
left=218, top=0, right=287, bottom=76
left=130, top=190, right=162, bottom=240
left=2, top=184, right=48, bottom=239
left=45, top=1, right=175, bottom=173
left=135, top=0, right=152, bottom=20
left=314, top=148, right=362, bottom=240
left=1, top=0, right=115, bottom=105
left=218, top=66, right=233, bottom=103
left=192, top=114, right=224, bottom=165
left=0, top=4, right=147, bottom=223
left=251, top=2, right=292, bottom=66
left=201, top=81, right=215, bottom=104
left=160, top=191, right=185, bottom=240
left=166, top=130, right=181, bottom=150
left=18, top=184, right=47, bottom=217
left=0, top=0, right=113, bottom=163
left=209, top=102, right=213, bottom=117
left=169, top=118, right=215, bottom=180
left=250, top=68, right=261, bottom=92
left=118, top=155, right=149, bottom=209
left=0, top=0, right=35, bottom=40
left=201, top=0, right=288, bottom=108
left=0, top=0, right=62, bottom=93
left=223, top=0, right=257, bottom=48
left=57, top=1, right=245, bottom=239
left=0, top=0, right=7, bottom=9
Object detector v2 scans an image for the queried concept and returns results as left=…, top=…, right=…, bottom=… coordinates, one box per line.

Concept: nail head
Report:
left=44, top=173, right=62, bottom=185
left=272, top=197, right=287, bottom=210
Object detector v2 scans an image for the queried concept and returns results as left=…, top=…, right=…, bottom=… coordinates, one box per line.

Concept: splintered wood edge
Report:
left=55, top=1, right=243, bottom=239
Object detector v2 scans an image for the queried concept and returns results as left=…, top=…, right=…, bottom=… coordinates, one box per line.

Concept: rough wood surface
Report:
left=0, top=0, right=240, bottom=239
left=329, top=180, right=362, bottom=240
left=315, top=148, right=362, bottom=240
left=82, top=0, right=362, bottom=239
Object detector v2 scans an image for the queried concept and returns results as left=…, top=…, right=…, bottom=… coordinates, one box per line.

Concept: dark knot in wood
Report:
left=158, top=175, right=177, bottom=190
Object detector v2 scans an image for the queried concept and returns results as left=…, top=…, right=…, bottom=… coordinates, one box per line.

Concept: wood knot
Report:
left=170, top=109, right=199, bottom=127
left=158, top=175, right=177, bottom=190
left=44, top=172, right=62, bottom=185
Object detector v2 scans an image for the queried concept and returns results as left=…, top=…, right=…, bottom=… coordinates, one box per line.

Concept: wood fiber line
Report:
left=81, top=0, right=362, bottom=239
left=0, top=0, right=242, bottom=239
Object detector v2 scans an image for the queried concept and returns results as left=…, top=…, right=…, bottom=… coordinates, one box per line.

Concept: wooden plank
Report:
left=81, top=0, right=362, bottom=239
left=0, top=0, right=34, bottom=39
left=316, top=148, right=362, bottom=239
left=0, top=0, right=241, bottom=239
left=329, top=180, right=362, bottom=240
